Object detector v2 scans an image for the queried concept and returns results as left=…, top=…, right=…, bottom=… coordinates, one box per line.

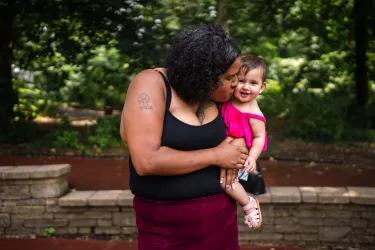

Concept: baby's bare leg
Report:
left=221, top=137, right=262, bottom=229
left=221, top=137, right=262, bottom=228
left=221, top=137, right=250, bottom=206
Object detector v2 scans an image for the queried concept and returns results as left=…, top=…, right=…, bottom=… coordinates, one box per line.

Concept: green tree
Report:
left=228, top=0, right=373, bottom=107
left=0, top=0, right=153, bottom=120
left=354, top=0, right=370, bottom=106
left=216, top=0, right=229, bottom=30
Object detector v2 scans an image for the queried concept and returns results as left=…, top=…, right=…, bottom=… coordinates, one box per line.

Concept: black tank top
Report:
left=129, top=71, right=226, bottom=200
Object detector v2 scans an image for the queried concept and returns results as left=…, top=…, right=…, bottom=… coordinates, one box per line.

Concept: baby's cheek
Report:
left=233, top=90, right=242, bottom=99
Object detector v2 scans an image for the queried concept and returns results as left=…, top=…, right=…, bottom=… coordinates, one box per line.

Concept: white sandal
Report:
left=242, top=196, right=262, bottom=229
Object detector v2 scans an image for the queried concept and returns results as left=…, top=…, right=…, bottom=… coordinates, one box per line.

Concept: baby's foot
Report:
left=242, top=196, right=262, bottom=229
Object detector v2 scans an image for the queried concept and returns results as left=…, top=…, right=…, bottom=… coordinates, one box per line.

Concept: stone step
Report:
left=56, top=187, right=375, bottom=207
left=347, top=186, right=375, bottom=205
left=0, top=164, right=70, bottom=199
left=59, top=190, right=134, bottom=207
left=0, top=164, right=70, bottom=179
left=59, top=191, right=96, bottom=207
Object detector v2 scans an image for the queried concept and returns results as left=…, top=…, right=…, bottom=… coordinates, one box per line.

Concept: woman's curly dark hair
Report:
left=164, top=24, right=241, bottom=103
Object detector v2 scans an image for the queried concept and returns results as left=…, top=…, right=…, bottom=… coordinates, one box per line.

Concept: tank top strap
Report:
left=154, top=69, right=171, bottom=111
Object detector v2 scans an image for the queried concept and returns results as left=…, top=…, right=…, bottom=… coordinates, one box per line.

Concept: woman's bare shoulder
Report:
left=127, top=69, right=166, bottom=95
left=132, top=69, right=163, bottom=84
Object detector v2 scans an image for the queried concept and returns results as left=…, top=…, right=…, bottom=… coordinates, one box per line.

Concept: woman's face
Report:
left=210, top=57, right=241, bottom=103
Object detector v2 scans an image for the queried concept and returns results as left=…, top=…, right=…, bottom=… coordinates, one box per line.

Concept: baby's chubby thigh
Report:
left=229, top=137, right=248, bottom=179
left=229, top=136, right=247, bottom=148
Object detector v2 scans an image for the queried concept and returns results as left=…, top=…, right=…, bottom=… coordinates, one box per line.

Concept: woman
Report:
left=120, top=24, right=248, bottom=250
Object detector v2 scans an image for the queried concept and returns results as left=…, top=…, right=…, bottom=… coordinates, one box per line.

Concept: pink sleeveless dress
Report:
left=221, top=101, right=268, bottom=151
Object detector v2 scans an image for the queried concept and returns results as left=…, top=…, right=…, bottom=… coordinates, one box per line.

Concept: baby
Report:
left=220, top=55, right=268, bottom=229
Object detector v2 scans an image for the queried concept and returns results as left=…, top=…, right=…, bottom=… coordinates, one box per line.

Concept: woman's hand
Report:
left=220, top=168, right=239, bottom=191
left=214, top=137, right=248, bottom=169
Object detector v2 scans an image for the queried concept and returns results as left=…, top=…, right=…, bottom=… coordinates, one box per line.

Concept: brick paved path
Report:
left=0, top=238, right=304, bottom=250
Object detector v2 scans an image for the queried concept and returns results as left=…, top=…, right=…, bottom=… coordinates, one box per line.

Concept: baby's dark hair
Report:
left=164, top=24, right=241, bottom=103
left=240, top=55, right=267, bottom=82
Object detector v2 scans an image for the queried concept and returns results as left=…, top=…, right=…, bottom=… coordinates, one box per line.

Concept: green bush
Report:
left=55, top=130, right=84, bottom=150
left=13, top=77, right=45, bottom=120
left=38, top=115, right=123, bottom=152
left=54, top=116, right=85, bottom=151
left=283, top=91, right=349, bottom=142
left=258, top=79, right=288, bottom=117
left=340, top=128, right=375, bottom=143
left=88, top=115, right=122, bottom=150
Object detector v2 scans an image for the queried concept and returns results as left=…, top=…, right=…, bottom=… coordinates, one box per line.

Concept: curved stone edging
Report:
left=1, top=164, right=375, bottom=248
left=56, top=187, right=375, bottom=207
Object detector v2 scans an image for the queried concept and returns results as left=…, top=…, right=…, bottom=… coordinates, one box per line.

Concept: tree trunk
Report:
left=354, top=0, right=369, bottom=106
left=216, top=0, right=229, bottom=31
left=278, top=6, right=288, bottom=57
left=0, top=3, right=16, bottom=119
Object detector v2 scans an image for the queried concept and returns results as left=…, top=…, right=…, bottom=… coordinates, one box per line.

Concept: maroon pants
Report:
left=134, top=193, right=240, bottom=250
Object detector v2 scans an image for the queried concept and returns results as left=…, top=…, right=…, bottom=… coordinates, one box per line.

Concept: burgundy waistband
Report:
left=133, top=193, right=227, bottom=206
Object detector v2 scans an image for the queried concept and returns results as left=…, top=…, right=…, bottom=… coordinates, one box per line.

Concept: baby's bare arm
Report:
left=248, top=118, right=266, bottom=160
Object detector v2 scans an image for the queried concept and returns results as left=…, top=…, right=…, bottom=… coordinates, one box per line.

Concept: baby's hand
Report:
left=244, top=155, right=257, bottom=174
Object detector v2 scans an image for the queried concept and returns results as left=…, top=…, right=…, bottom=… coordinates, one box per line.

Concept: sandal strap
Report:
left=244, top=215, right=259, bottom=227
left=250, top=210, right=259, bottom=217
left=242, top=196, right=257, bottom=211
left=245, top=213, right=260, bottom=221
left=245, top=214, right=260, bottom=223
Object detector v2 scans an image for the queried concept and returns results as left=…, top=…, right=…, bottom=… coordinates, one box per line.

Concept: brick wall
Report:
left=0, top=165, right=374, bottom=249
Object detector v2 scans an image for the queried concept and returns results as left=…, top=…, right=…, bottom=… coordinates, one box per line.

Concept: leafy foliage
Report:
left=1, top=0, right=374, bottom=145
left=42, top=227, right=56, bottom=238
left=88, top=115, right=122, bottom=150
left=54, top=117, right=85, bottom=151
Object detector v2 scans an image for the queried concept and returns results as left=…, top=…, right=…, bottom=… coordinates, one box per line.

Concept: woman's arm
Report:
left=120, top=70, right=247, bottom=176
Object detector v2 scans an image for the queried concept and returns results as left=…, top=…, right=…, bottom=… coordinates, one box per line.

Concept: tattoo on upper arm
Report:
left=196, top=102, right=215, bottom=125
left=138, top=93, right=152, bottom=111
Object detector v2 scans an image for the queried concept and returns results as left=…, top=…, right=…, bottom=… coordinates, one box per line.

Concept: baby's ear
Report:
left=260, top=82, right=267, bottom=93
